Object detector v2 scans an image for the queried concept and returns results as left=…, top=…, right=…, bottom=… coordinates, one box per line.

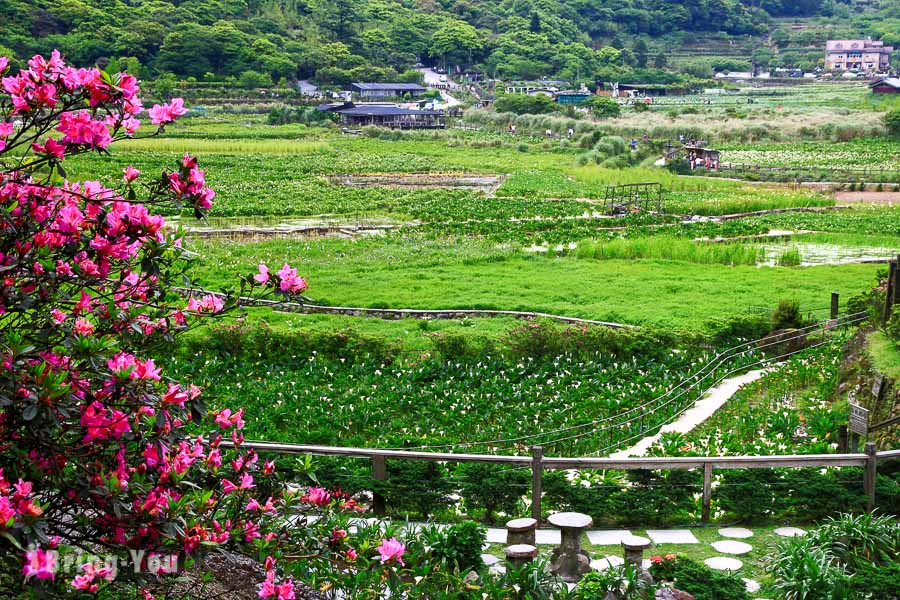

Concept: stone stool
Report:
left=621, top=535, right=654, bottom=585
left=505, top=544, right=538, bottom=569
left=548, top=512, right=593, bottom=582
left=506, top=517, right=538, bottom=546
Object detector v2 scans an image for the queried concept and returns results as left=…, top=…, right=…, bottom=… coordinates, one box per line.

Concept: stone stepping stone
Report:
left=705, top=557, right=743, bottom=571
left=481, top=554, right=500, bottom=566
left=590, top=555, right=624, bottom=571
left=712, top=540, right=753, bottom=555
left=587, top=529, right=632, bottom=545
left=718, top=527, right=753, bottom=539
left=535, top=529, right=562, bottom=545
left=743, top=578, right=761, bottom=593
left=646, top=529, right=699, bottom=544
left=486, top=528, right=507, bottom=544
left=774, top=527, right=806, bottom=537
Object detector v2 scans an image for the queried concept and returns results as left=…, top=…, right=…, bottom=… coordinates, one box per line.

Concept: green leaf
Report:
left=22, top=404, right=38, bottom=421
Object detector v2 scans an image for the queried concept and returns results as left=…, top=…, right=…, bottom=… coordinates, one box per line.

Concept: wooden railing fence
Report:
left=226, top=440, right=900, bottom=522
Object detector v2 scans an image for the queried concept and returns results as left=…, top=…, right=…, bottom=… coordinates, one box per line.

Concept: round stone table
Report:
left=548, top=512, right=593, bottom=582
left=506, top=517, right=538, bottom=546
left=505, top=544, right=538, bottom=569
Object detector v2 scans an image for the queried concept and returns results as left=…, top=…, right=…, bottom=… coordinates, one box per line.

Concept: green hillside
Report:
left=1, top=0, right=897, bottom=84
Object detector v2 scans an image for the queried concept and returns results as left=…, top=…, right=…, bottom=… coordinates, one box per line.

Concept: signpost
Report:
left=849, top=403, right=869, bottom=450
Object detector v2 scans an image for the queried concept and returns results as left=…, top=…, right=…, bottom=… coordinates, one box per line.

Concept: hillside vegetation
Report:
left=2, top=0, right=898, bottom=84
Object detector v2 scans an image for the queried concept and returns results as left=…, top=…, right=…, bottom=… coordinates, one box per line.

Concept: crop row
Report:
left=169, top=348, right=735, bottom=456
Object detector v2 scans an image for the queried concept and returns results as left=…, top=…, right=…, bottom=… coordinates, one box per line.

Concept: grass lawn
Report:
left=483, top=524, right=789, bottom=597
left=191, top=236, right=879, bottom=329
left=867, top=330, right=900, bottom=381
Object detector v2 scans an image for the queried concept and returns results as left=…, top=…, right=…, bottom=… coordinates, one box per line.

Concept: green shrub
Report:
left=884, top=108, right=900, bottom=137
left=853, top=561, right=900, bottom=599
left=772, top=298, right=803, bottom=330
left=498, top=555, right=567, bottom=599
left=649, top=556, right=749, bottom=600
left=585, top=96, right=622, bottom=118
left=717, top=469, right=782, bottom=522
left=457, top=463, right=528, bottom=523
left=769, top=536, right=850, bottom=600
left=430, top=521, right=486, bottom=573
left=574, top=565, right=654, bottom=600
left=374, top=461, right=454, bottom=519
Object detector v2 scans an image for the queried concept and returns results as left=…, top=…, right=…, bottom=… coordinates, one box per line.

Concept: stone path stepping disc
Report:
left=743, top=579, right=761, bottom=593
left=481, top=554, right=500, bottom=566
left=587, top=530, right=633, bottom=545
left=486, top=528, right=506, bottom=544
left=535, top=529, right=562, bottom=545
left=774, top=527, right=806, bottom=537
left=646, top=529, right=699, bottom=544
left=712, top=540, right=753, bottom=555
left=718, top=527, right=753, bottom=539
left=590, top=555, right=624, bottom=571
left=705, top=557, right=743, bottom=571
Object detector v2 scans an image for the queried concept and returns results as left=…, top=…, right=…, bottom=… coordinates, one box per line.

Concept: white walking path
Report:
left=608, top=369, right=769, bottom=458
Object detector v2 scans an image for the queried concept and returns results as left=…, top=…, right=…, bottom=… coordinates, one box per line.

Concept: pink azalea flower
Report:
left=222, top=479, right=237, bottom=495
left=123, top=165, right=140, bottom=183
left=0, top=496, right=15, bottom=525
left=345, top=547, right=358, bottom=561
left=31, top=138, right=66, bottom=159
left=276, top=263, right=308, bottom=295
left=50, top=309, right=67, bottom=325
left=254, top=263, right=270, bottom=284
left=0, top=57, right=7, bottom=73
left=148, top=98, right=187, bottom=125
left=306, top=487, right=330, bottom=506
left=73, top=317, right=94, bottom=336
left=377, top=538, right=406, bottom=566
left=22, top=548, right=57, bottom=580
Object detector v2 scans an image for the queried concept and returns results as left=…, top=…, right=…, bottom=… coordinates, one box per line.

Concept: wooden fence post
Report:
left=372, top=455, right=386, bottom=517
left=837, top=425, right=849, bottom=454
left=702, top=462, right=713, bottom=523
left=831, top=292, right=839, bottom=320
left=884, top=257, right=898, bottom=325
left=531, top=446, right=543, bottom=522
left=864, top=442, right=877, bottom=512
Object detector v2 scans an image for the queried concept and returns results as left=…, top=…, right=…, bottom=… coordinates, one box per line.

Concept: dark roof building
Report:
left=324, top=103, right=445, bottom=129
left=351, top=83, right=427, bottom=98
left=870, top=77, right=900, bottom=94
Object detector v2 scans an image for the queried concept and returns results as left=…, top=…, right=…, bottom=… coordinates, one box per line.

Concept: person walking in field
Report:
left=630, top=138, right=638, bottom=151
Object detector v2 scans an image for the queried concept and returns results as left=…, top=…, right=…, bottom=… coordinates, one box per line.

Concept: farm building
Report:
left=555, top=91, right=592, bottom=104
left=870, top=77, right=900, bottom=94
left=825, top=40, right=892, bottom=73
left=350, top=83, right=427, bottom=98
left=324, top=104, right=445, bottom=129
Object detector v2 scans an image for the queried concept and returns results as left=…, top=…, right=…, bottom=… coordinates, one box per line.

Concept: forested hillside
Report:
left=1, top=0, right=898, bottom=83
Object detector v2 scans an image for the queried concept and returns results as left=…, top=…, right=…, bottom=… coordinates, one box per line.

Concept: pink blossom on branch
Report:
left=148, top=98, right=188, bottom=125
left=377, top=538, right=406, bottom=566
left=22, top=548, right=56, bottom=580
left=123, top=165, right=140, bottom=183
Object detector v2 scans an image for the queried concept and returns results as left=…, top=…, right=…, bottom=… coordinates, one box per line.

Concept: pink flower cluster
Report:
left=258, top=562, right=296, bottom=600
left=71, top=561, right=114, bottom=592
left=0, top=470, right=43, bottom=529
left=186, top=294, right=224, bottom=314
left=377, top=538, right=406, bottom=566
left=255, top=263, right=308, bottom=295
left=168, top=154, right=215, bottom=210
left=57, top=110, right=113, bottom=149
left=148, top=98, right=187, bottom=125
left=22, top=547, right=56, bottom=580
